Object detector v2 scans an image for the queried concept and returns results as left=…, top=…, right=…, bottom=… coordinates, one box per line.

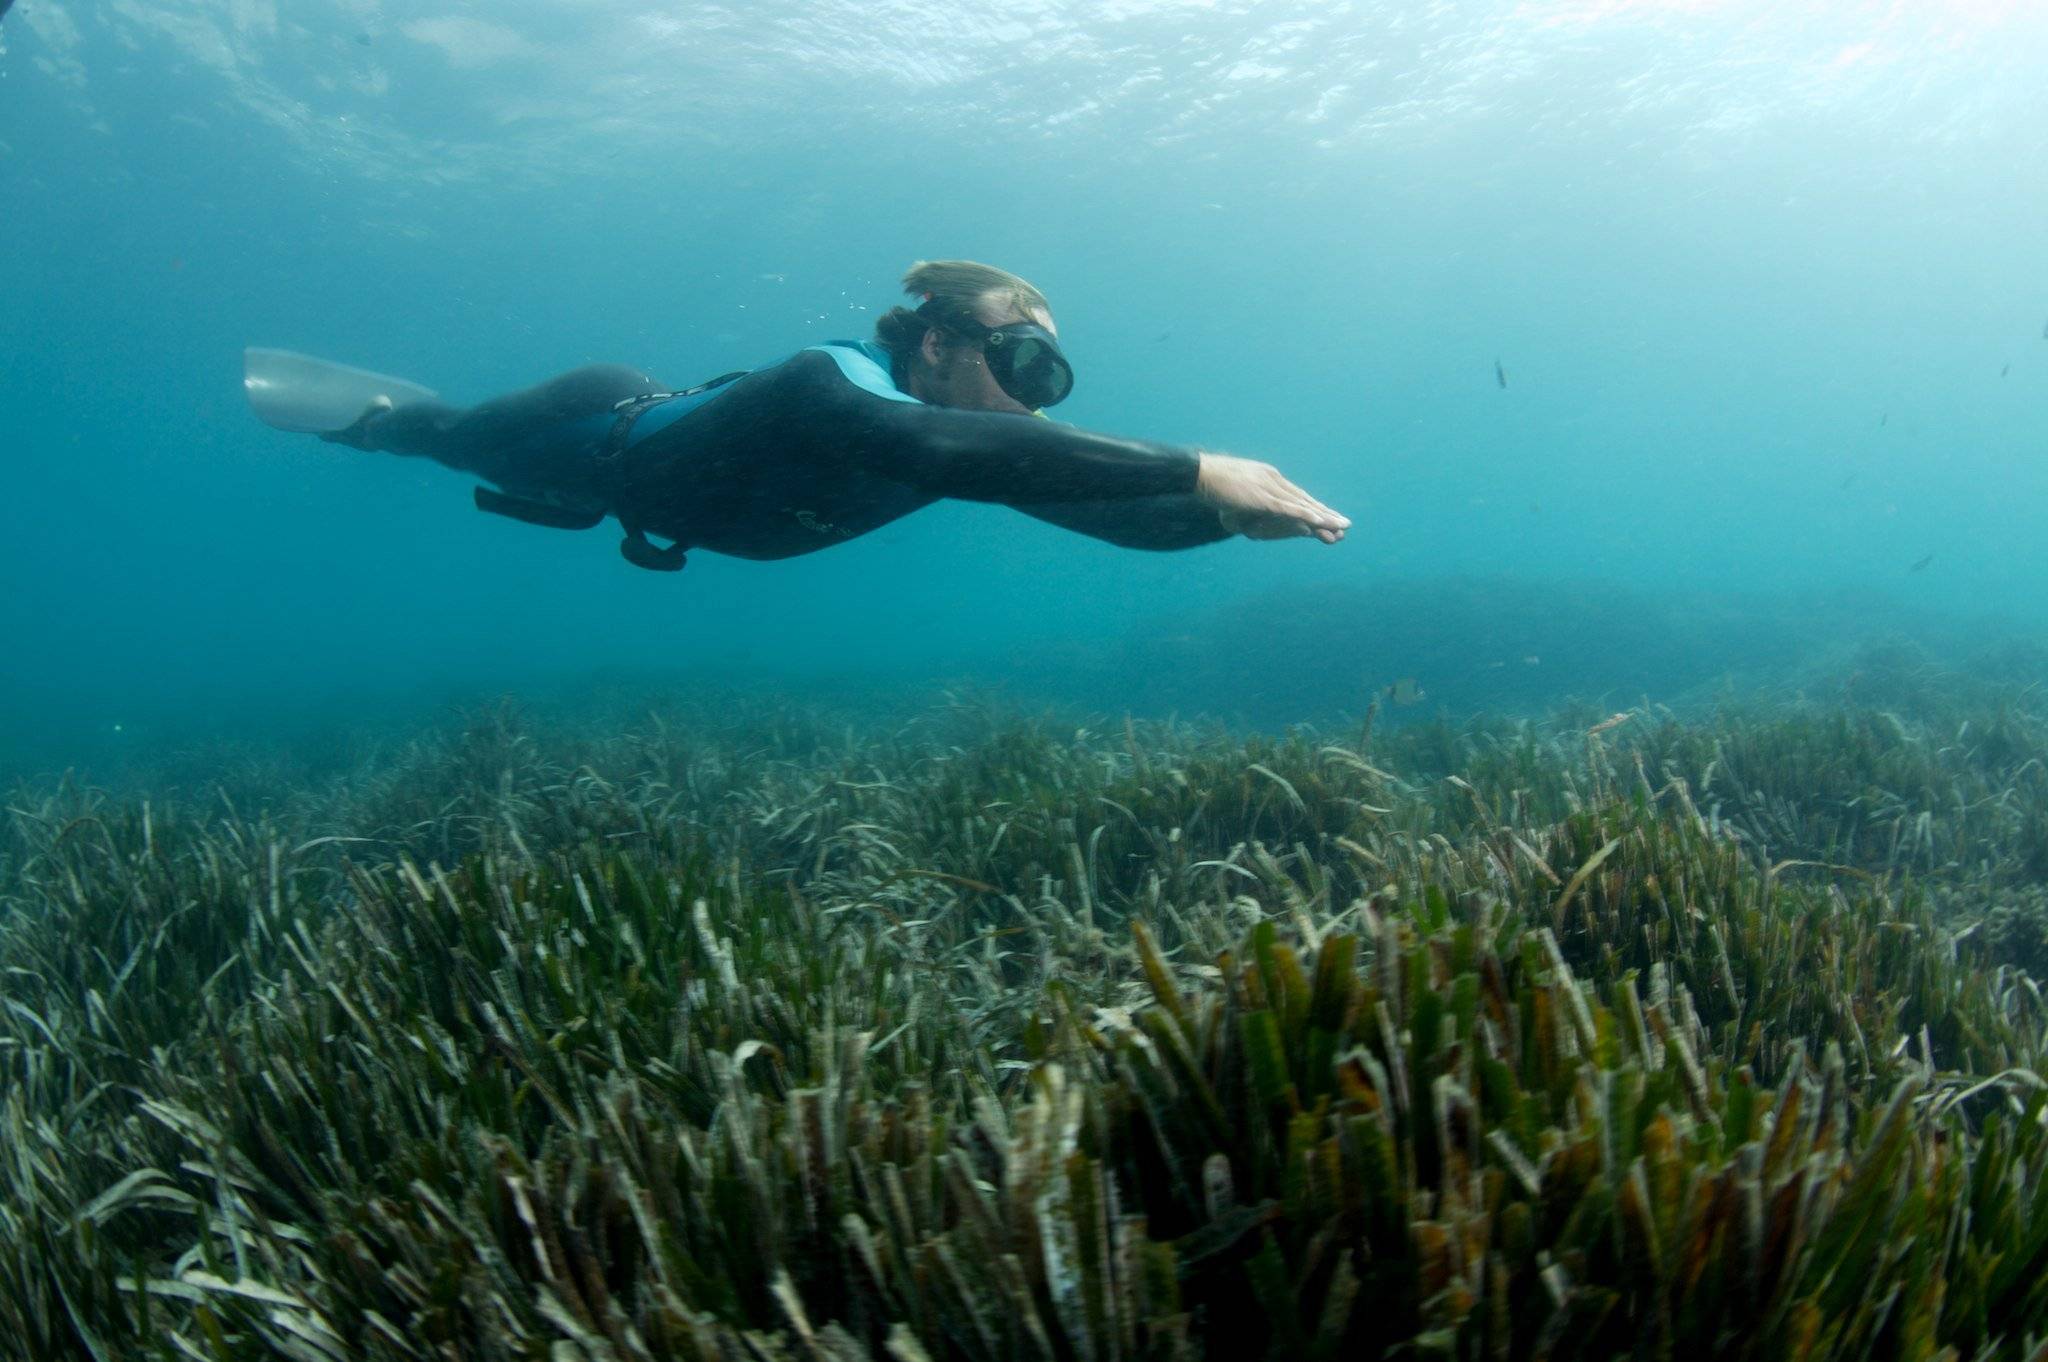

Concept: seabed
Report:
left=4, top=667, right=2048, bottom=1360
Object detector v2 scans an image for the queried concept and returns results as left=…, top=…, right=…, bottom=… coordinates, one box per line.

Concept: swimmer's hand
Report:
left=1195, top=452, right=1350, bottom=544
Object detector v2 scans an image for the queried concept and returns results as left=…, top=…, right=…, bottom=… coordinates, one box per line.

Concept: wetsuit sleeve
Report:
left=799, top=352, right=1204, bottom=504
left=1012, top=495, right=1234, bottom=550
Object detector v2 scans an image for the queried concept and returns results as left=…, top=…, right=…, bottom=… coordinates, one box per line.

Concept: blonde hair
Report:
left=874, top=259, right=1051, bottom=359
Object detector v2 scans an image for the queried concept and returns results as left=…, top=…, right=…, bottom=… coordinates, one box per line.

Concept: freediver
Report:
left=243, top=260, right=1350, bottom=572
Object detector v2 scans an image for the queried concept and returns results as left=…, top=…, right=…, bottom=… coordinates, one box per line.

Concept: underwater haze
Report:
left=19, top=7, right=2048, bottom=1358
left=3, top=0, right=2047, bottom=766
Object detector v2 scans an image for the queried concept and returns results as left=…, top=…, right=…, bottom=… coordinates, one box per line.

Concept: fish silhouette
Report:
left=1909, top=553, right=1934, bottom=573
left=1384, top=678, right=1426, bottom=706
left=1494, top=359, right=1507, bottom=389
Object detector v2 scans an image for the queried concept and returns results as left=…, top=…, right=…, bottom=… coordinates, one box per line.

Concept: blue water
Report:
left=3, top=1, right=2045, bottom=767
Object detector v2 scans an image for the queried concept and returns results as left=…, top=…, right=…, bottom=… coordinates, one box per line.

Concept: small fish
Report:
left=2042, top=318, right=2047, bottom=339
left=1523, top=655, right=1541, bottom=666
left=1880, top=413, right=1888, bottom=426
left=354, top=31, right=373, bottom=46
left=1587, top=712, right=1633, bottom=737
left=1384, top=678, right=1425, bottom=707
left=1839, top=472, right=1856, bottom=489
left=2002, top=363, right=2011, bottom=378
left=1909, top=553, right=1934, bottom=573
left=1494, top=359, right=1507, bottom=389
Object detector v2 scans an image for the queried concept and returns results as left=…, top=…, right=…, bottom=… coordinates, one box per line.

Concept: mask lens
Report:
left=994, top=333, right=1073, bottom=408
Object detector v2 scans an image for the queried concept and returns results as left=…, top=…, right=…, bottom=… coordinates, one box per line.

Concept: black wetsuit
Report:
left=346, top=343, right=1231, bottom=568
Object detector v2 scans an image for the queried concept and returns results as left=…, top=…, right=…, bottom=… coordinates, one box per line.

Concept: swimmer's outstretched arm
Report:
left=1014, top=471, right=1351, bottom=550
left=1012, top=493, right=1235, bottom=550
left=808, top=353, right=1348, bottom=541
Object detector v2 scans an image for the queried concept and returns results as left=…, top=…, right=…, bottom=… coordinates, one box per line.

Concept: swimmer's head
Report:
left=876, top=260, right=1068, bottom=415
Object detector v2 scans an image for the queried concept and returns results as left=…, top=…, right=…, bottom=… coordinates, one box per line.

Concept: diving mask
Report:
left=915, top=300, right=1074, bottom=410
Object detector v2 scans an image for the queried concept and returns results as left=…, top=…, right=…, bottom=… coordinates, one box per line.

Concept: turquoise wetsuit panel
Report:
left=621, top=344, right=916, bottom=451
left=804, top=342, right=922, bottom=404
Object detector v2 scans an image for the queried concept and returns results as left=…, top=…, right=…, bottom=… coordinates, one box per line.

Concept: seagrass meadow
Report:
left=6, top=666, right=2048, bottom=1362
left=12, top=1, right=2048, bottom=1358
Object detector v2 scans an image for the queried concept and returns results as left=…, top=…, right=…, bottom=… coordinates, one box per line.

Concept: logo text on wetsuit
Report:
left=785, top=508, right=854, bottom=539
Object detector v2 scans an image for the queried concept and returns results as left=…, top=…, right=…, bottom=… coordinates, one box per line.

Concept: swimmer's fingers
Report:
left=1270, top=479, right=1348, bottom=533
left=1198, top=453, right=1349, bottom=540
left=1223, top=507, right=1349, bottom=543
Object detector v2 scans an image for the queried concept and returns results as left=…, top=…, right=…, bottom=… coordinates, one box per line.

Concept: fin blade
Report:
left=243, top=347, right=438, bottom=433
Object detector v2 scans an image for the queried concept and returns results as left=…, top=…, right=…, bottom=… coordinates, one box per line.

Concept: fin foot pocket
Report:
left=473, top=486, right=606, bottom=530
left=620, top=528, right=687, bottom=572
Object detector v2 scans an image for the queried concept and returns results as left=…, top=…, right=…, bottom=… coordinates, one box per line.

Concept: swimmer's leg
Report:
left=334, top=364, right=659, bottom=474
left=293, top=362, right=663, bottom=516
